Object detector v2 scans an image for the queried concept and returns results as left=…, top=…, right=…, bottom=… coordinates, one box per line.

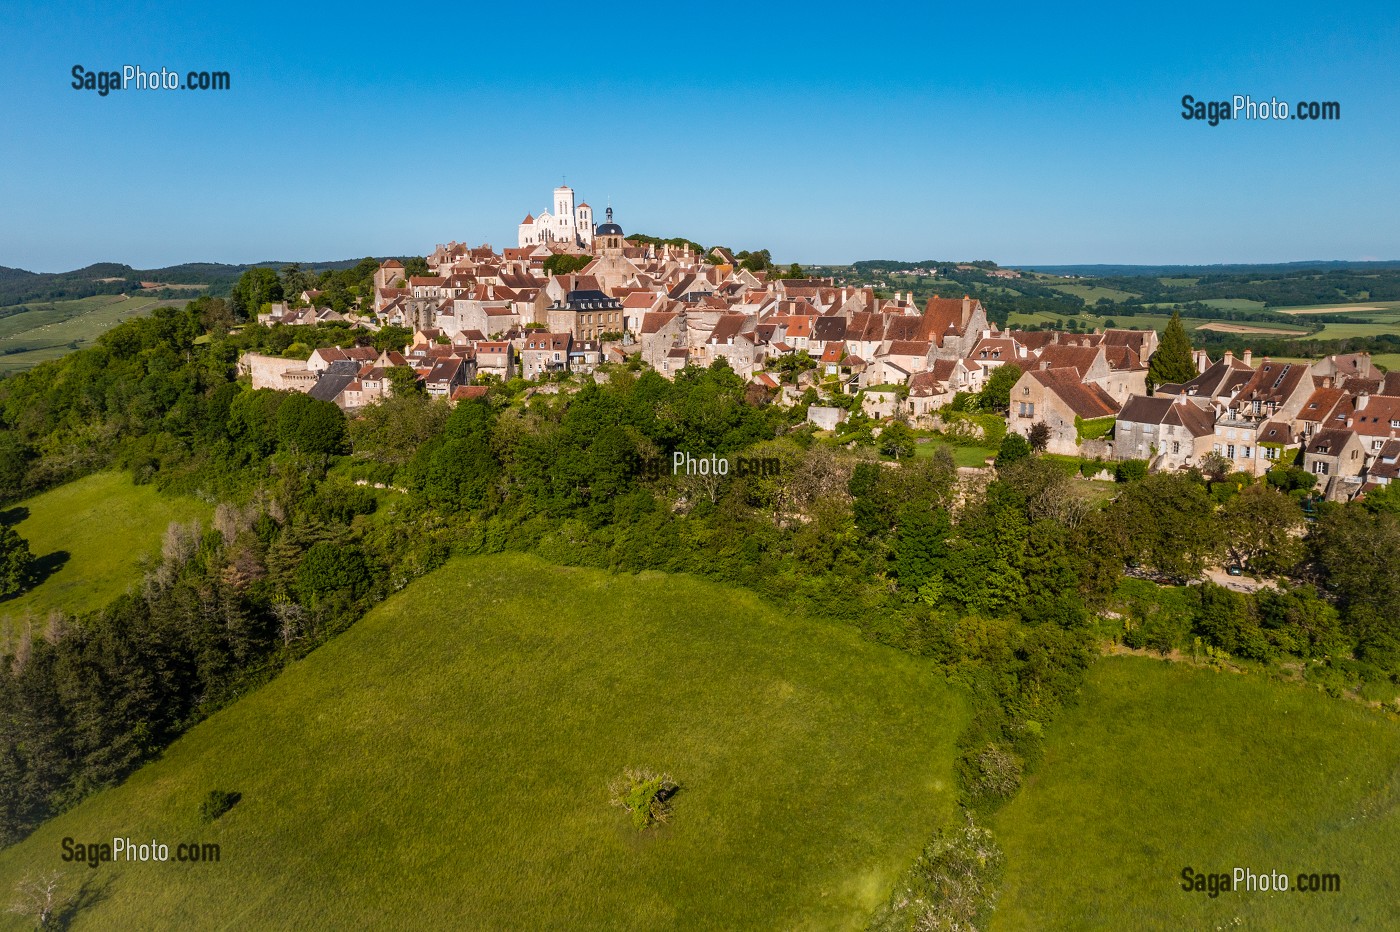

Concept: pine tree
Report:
left=1147, top=310, right=1196, bottom=391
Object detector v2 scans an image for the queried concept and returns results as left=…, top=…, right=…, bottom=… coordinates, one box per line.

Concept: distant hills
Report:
left=0, top=259, right=383, bottom=307
left=1009, top=260, right=1400, bottom=278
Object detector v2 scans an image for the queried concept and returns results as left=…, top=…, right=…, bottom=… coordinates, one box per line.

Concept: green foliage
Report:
left=0, top=525, right=34, bottom=597
left=1114, top=459, right=1148, bottom=482
left=542, top=254, right=593, bottom=276
left=1073, top=414, right=1115, bottom=443
left=229, top=267, right=283, bottom=319
left=978, top=363, right=1023, bottom=412
left=994, top=432, right=1032, bottom=469
left=1112, top=473, right=1220, bottom=580
left=1147, top=309, right=1196, bottom=389
left=295, top=540, right=369, bottom=600
left=199, top=789, right=240, bottom=822
left=878, top=421, right=915, bottom=459
left=607, top=768, right=678, bottom=830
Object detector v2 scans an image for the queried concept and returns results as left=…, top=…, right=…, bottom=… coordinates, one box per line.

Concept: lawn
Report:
left=991, top=656, right=1400, bottom=930
left=0, top=553, right=968, bottom=930
left=916, top=440, right=995, bottom=468
left=0, top=472, right=210, bottom=633
left=0, top=294, right=176, bottom=373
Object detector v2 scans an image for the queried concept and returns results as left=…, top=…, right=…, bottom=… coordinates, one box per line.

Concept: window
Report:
left=1023, top=386, right=1030, bottom=395
left=1265, top=446, right=1279, bottom=460
left=1377, top=440, right=1386, bottom=451
left=1242, top=446, right=1251, bottom=459
left=1172, top=441, right=1180, bottom=455
left=1314, top=461, right=1329, bottom=475
left=1227, top=444, right=1236, bottom=458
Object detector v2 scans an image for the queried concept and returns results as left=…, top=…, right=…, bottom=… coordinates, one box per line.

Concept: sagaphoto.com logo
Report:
left=72, top=64, right=230, bottom=97
left=1180, top=94, right=1339, bottom=126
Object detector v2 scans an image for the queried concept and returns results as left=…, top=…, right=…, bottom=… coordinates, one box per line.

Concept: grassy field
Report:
left=0, top=472, right=209, bottom=634
left=1371, top=353, right=1400, bottom=371
left=1046, top=283, right=1140, bottom=303
left=0, top=294, right=176, bottom=373
left=916, top=440, right=995, bottom=467
left=0, top=553, right=968, bottom=930
left=992, top=656, right=1400, bottom=930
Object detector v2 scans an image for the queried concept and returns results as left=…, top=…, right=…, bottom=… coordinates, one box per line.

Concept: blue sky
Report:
left=1, top=1, right=1397, bottom=270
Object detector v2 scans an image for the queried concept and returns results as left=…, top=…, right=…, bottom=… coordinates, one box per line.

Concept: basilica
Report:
left=517, top=184, right=594, bottom=251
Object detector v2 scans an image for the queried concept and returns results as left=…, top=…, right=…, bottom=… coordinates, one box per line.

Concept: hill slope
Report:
left=1, top=472, right=209, bottom=636
left=992, top=656, right=1400, bottom=930
left=0, top=553, right=966, bottom=930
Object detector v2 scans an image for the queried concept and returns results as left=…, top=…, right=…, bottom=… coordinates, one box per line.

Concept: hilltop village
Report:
left=243, top=184, right=1400, bottom=502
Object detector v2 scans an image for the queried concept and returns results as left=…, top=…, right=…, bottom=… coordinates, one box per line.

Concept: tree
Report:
left=0, top=526, right=34, bottom=597
left=1221, top=483, right=1304, bottom=574
left=279, top=263, right=312, bottom=301
left=229, top=267, right=283, bottom=320
left=1147, top=310, right=1195, bottom=391
left=1027, top=421, right=1051, bottom=453
left=295, top=540, right=369, bottom=600
left=542, top=254, right=593, bottom=276
left=386, top=366, right=423, bottom=397
left=994, top=432, right=1032, bottom=469
left=978, top=364, right=1022, bottom=413
left=878, top=421, right=915, bottom=459
left=1112, top=473, right=1221, bottom=581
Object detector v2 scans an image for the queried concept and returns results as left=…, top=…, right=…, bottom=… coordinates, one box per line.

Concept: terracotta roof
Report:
left=1117, top=394, right=1214, bottom=437
left=1030, top=367, right=1120, bottom=419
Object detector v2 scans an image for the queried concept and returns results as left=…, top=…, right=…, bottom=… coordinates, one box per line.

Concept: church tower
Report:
left=596, top=206, right=625, bottom=256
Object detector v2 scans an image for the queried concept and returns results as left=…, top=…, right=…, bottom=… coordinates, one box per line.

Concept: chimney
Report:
left=1357, top=392, right=1370, bottom=411
left=1225, top=350, right=1234, bottom=364
left=1243, top=349, right=1253, bottom=366
left=1175, top=393, right=1187, bottom=406
left=962, top=294, right=972, bottom=326
left=1040, top=360, right=1050, bottom=370
left=1346, top=416, right=1354, bottom=428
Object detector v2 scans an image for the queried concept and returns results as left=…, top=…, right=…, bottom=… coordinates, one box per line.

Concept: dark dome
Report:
left=596, top=223, right=623, bottom=236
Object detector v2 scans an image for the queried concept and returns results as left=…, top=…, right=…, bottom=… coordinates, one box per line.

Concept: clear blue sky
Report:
left=1, top=0, right=1397, bottom=271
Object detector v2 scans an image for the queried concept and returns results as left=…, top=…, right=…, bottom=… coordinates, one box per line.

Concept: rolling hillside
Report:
left=0, top=553, right=968, bottom=930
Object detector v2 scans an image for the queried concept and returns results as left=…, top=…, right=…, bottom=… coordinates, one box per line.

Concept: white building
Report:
left=518, top=184, right=594, bottom=250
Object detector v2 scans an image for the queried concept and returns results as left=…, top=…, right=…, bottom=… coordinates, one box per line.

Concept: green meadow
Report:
left=0, top=553, right=967, bottom=930
left=992, top=656, right=1400, bottom=930
left=0, top=294, right=176, bottom=373
left=0, top=472, right=209, bottom=635
left=1045, top=283, right=1141, bottom=303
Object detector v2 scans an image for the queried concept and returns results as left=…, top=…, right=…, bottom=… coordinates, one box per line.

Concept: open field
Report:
left=0, top=472, right=209, bottom=634
left=1272, top=300, right=1400, bottom=314
left=991, top=656, right=1400, bottom=930
left=1046, top=283, right=1140, bottom=303
left=1371, top=353, right=1400, bottom=371
left=0, top=553, right=967, bottom=930
left=1196, top=322, right=1309, bottom=335
left=0, top=293, right=176, bottom=373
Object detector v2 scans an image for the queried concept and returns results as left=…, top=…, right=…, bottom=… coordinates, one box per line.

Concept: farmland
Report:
left=0, top=293, right=176, bottom=373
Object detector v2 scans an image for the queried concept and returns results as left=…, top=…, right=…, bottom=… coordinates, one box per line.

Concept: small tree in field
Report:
left=608, top=768, right=678, bottom=830
left=8, top=872, right=65, bottom=928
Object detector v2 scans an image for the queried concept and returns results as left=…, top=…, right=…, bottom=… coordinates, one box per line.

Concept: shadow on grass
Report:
left=52, top=873, right=114, bottom=930
left=0, top=550, right=69, bottom=604
left=0, top=506, right=28, bottom=527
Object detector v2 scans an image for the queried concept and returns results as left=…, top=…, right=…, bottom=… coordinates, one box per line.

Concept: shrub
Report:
left=607, top=768, right=678, bottom=830
left=1115, top=459, right=1148, bottom=482
left=200, top=789, right=241, bottom=822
